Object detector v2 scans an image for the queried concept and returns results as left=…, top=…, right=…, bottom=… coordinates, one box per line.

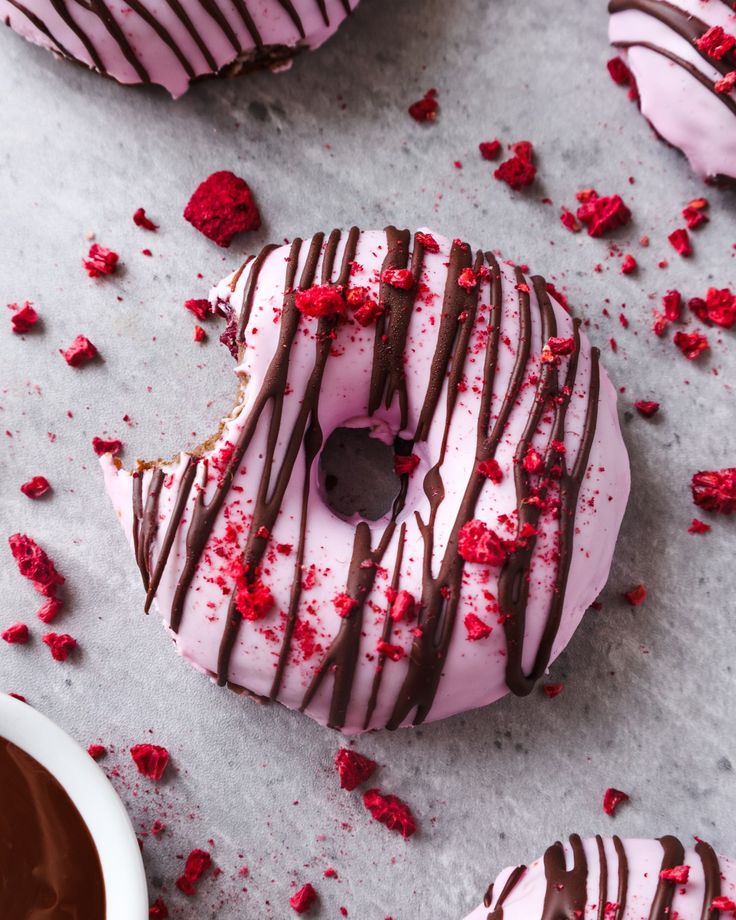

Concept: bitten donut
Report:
left=464, top=834, right=736, bottom=919
left=0, top=0, right=357, bottom=97
left=101, top=227, right=630, bottom=734
left=608, top=0, right=736, bottom=183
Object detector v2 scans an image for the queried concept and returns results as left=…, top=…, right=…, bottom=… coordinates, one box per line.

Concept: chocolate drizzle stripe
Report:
left=487, top=864, right=527, bottom=919
left=194, top=0, right=242, bottom=54
left=314, top=0, right=329, bottom=27
left=650, top=835, right=686, bottom=920
left=137, top=468, right=165, bottom=588
left=275, top=0, right=305, bottom=39
left=47, top=0, right=106, bottom=71
left=124, top=0, right=197, bottom=77
left=613, top=835, right=628, bottom=920
left=542, top=835, right=588, bottom=920
left=5, top=0, right=74, bottom=56
left=696, top=840, right=721, bottom=920
left=74, top=0, right=150, bottom=81
left=161, top=0, right=218, bottom=71
left=596, top=835, right=608, bottom=920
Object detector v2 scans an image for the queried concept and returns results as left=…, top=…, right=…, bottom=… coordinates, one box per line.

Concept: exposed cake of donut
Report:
left=609, top=0, right=736, bottom=182
left=0, top=0, right=356, bottom=97
left=464, top=835, right=736, bottom=920
left=101, top=227, right=630, bottom=734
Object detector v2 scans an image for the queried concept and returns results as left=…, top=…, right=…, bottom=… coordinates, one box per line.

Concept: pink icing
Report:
left=101, top=228, right=630, bottom=734
left=463, top=837, right=736, bottom=920
left=1, top=0, right=356, bottom=97
left=609, top=0, right=736, bottom=180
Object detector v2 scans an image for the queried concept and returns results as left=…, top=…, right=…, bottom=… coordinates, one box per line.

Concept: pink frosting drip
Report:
left=101, top=228, right=630, bottom=734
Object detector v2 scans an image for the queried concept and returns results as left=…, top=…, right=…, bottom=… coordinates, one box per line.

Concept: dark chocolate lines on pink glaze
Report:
left=131, top=227, right=602, bottom=731
left=483, top=835, right=724, bottom=920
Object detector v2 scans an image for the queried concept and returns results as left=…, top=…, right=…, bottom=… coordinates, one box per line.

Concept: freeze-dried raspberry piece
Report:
left=541, top=336, right=576, bottom=364
left=696, top=25, right=736, bottom=61
left=674, top=330, right=709, bottom=361
left=2, top=623, right=29, bottom=644
left=408, top=89, right=439, bottom=123
left=20, top=476, right=51, bottom=498
left=335, top=748, right=377, bottom=791
left=149, top=898, right=169, bottom=919
left=295, top=285, right=347, bottom=318
left=382, top=268, right=414, bottom=290
left=543, top=683, right=564, bottom=699
left=363, top=788, right=416, bottom=838
left=350, top=289, right=383, bottom=327
left=457, top=268, right=478, bottom=290
left=133, top=208, right=158, bottom=231
left=688, top=518, right=711, bottom=535
left=576, top=194, right=631, bottom=237
left=682, top=198, right=710, bottom=229
left=193, top=325, right=205, bottom=343
left=689, top=288, right=736, bottom=329
left=184, top=171, right=261, bottom=248
left=634, top=401, right=659, bottom=418
left=394, top=453, right=419, bottom=476
left=457, top=519, right=507, bottom=565
left=715, top=71, right=736, bottom=93
left=662, top=290, right=682, bottom=323
left=87, top=744, right=107, bottom=760
left=332, top=593, right=357, bottom=618
left=43, top=632, right=76, bottom=661
left=660, top=865, right=690, bottom=884
left=712, top=897, right=736, bottom=912
left=235, top=577, right=274, bottom=621
left=522, top=447, right=544, bottom=474
left=290, top=883, right=318, bottom=914
left=416, top=231, right=440, bottom=252
left=603, top=787, right=629, bottom=816
left=479, top=140, right=501, bottom=160
left=220, top=312, right=239, bottom=358
left=624, top=584, right=647, bottom=606
left=668, top=228, right=692, bottom=257
left=176, top=848, right=211, bottom=896
left=37, top=597, right=63, bottom=623
left=464, top=613, right=492, bottom=641
left=185, top=298, right=210, bottom=321
left=691, top=468, right=736, bottom=515
left=92, top=437, right=123, bottom=457
left=477, top=458, right=503, bottom=483
left=560, top=208, right=581, bottom=233
left=376, top=639, right=405, bottom=662
left=494, top=154, right=536, bottom=191
left=83, top=244, right=119, bottom=278
left=607, top=56, right=632, bottom=85
left=390, top=590, right=415, bottom=622
left=62, top=335, right=98, bottom=367
left=130, top=743, right=170, bottom=780
left=621, top=254, right=637, bottom=275
left=511, top=140, right=534, bottom=162
left=10, top=302, right=39, bottom=334
left=8, top=533, right=65, bottom=597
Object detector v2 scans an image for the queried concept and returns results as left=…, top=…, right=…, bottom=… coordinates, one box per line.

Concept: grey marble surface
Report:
left=1, top=0, right=736, bottom=917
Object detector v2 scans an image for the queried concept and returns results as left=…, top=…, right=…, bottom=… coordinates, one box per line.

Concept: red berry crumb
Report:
left=183, top=171, right=261, bottom=248
left=130, top=743, right=170, bottom=781
left=668, top=228, right=692, bottom=257
left=363, top=788, right=416, bottom=838
left=333, top=593, right=357, bottom=618
left=464, top=613, right=492, bottom=641
left=390, top=590, right=416, bottom=623
left=457, top=519, right=507, bottom=565
left=335, top=748, right=377, bottom=791
left=494, top=148, right=536, bottom=191
left=185, top=298, right=211, bottom=321
left=290, top=883, right=318, bottom=914
left=381, top=268, right=414, bottom=290
left=607, top=56, right=632, bottom=85
left=20, top=476, right=51, bottom=499
left=83, top=244, right=119, bottom=278
left=87, top=744, right=107, bottom=760
left=696, top=25, right=736, bottom=61
left=457, top=267, right=478, bottom=290
left=62, top=335, right=98, bottom=367
left=8, top=533, right=65, bottom=597
left=193, top=325, right=206, bottom=343
left=688, top=518, right=711, bottom=535
left=149, top=898, right=169, bottom=919
left=408, top=89, right=439, bottom=123
left=691, top=468, right=736, bottom=515
left=715, top=71, right=736, bottom=93
left=603, top=787, right=629, bottom=816
left=176, top=848, right=211, bottom=896
left=674, top=330, right=709, bottom=361
left=621, top=254, right=637, bottom=275
left=541, top=336, right=576, bottom=364
left=133, top=208, right=158, bottom=231
left=92, top=437, right=123, bottom=457
left=479, top=140, right=502, bottom=161
left=543, top=683, right=564, bottom=699
left=624, top=584, right=647, bottom=606
left=295, top=285, right=347, bottom=318
left=477, top=458, right=503, bottom=483
left=394, top=453, right=419, bottom=476
left=42, top=632, right=77, bottom=661
left=576, top=193, right=631, bottom=238
left=2, top=623, right=29, bottom=644
left=633, top=401, right=659, bottom=418
left=10, top=302, right=39, bottom=334
left=416, top=231, right=440, bottom=253
left=660, top=865, right=690, bottom=884
left=711, top=897, right=736, bottom=912
left=689, top=288, right=736, bottom=329
left=37, top=597, right=63, bottom=623
left=376, top=639, right=405, bottom=662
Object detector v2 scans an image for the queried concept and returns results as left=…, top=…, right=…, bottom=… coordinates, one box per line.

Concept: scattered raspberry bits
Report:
left=603, top=787, right=629, bottom=816
left=184, top=171, right=261, bottom=248
left=363, top=788, right=416, bottom=838
left=660, top=865, right=690, bottom=884
left=193, top=325, right=205, bottom=343
left=624, top=584, right=647, bottom=606
left=43, top=632, right=77, bottom=662
left=234, top=574, right=274, bottom=621
left=479, top=140, right=501, bottom=161
left=335, top=748, right=377, bottom=791
left=149, top=897, right=169, bottom=919
left=8, top=533, right=65, bottom=597
left=696, top=25, right=736, bottom=61
left=20, top=475, right=51, bottom=498
left=382, top=268, right=414, bottom=290
left=457, top=519, right=507, bottom=565
left=176, top=848, right=211, bottom=896
left=691, top=468, right=736, bottom=515
left=682, top=198, right=709, bottom=230
left=494, top=141, right=536, bottom=191
left=92, top=437, right=123, bottom=457
left=2, top=623, right=29, bottom=645
left=394, top=453, right=420, bottom=476
left=10, top=302, right=39, bottom=334
left=87, top=744, right=107, bottom=760
left=633, top=401, right=659, bottom=419
left=132, top=207, right=158, bottom=231
left=673, top=330, right=709, bottom=361
left=543, top=683, right=564, bottom=699
left=689, top=288, right=736, bottom=329
left=83, top=244, right=119, bottom=278
left=667, top=227, right=692, bottom=257
left=408, top=88, right=439, bottom=123
left=415, top=231, right=440, bottom=253
left=576, top=192, right=631, bottom=238
left=390, top=590, right=416, bottom=622
left=290, top=883, right=318, bottom=914
left=464, top=613, right=492, bottom=642
left=37, top=597, right=63, bottom=623
left=62, top=335, right=98, bottom=367
left=621, top=254, right=637, bottom=275
left=607, top=56, right=632, bottom=85
left=712, top=897, right=736, bottom=912
left=184, top=298, right=211, bottom=321
left=130, top=743, right=170, bottom=781
left=295, top=285, right=347, bottom=318
left=477, top=458, right=503, bottom=483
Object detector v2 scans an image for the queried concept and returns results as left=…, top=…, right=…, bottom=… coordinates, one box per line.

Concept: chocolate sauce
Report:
left=0, top=737, right=105, bottom=919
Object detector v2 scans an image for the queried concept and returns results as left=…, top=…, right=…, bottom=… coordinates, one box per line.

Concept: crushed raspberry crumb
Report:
left=87, top=744, right=107, bottom=760
left=62, top=335, right=98, bottom=367
left=607, top=56, right=632, bottom=85
left=408, top=89, right=439, bottom=123
left=42, top=632, right=76, bottom=662
left=688, top=518, right=711, bottom=535
left=290, top=883, right=318, bottom=914
left=543, top=683, right=564, bottom=699
left=133, top=208, right=158, bottom=231
left=689, top=288, right=736, bottom=329
left=416, top=231, right=440, bottom=252
left=494, top=151, right=536, bottom=191
left=691, top=468, right=736, bottom=515
left=335, top=748, right=377, bottom=791
left=185, top=298, right=211, bottom=321
left=715, top=71, right=736, bottom=93
left=621, top=254, right=637, bottom=275
left=660, top=865, right=690, bottom=884
left=479, top=140, right=502, bottom=160
left=235, top=577, right=274, bottom=621
left=682, top=198, right=710, bottom=230
left=130, top=743, right=169, bottom=780
left=477, top=458, right=503, bottom=483
left=464, top=613, right=492, bottom=641
left=634, top=401, right=659, bottom=418
left=560, top=207, right=581, bottom=233
left=603, top=787, right=629, bottom=816
left=92, top=437, right=122, bottom=457
left=624, top=584, right=647, bottom=606
left=394, top=453, right=419, bottom=476
left=457, top=519, right=507, bottom=565
left=457, top=268, right=478, bottom=290
left=176, top=848, right=211, bottom=896
left=20, top=475, right=51, bottom=499
left=668, top=228, right=692, bottom=257
left=8, top=533, right=64, bottom=597
left=83, top=244, right=119, bottom=278
left=37, top=597, right=63, bottom=623
left=376, top=639, right=405, bottom=662
left=390, top=590, right=416, bottom=622
left=522, top=447, right=545, bottom=474
left=295, top=285, right=347, bottom=318
left=333, top=593, right=357, bottom=618
left=363, top=789, right=416, bottom=838
left=576, top=193, right=631, bottom=238
left=184, top=171, right=261, bottom=248
left=149, top=898, right=169, bottom=919
left=711, top=897, right=736, bottom=912
left=696, top=25, right=736, bottom=61
left=2, top=623, right=29, bottom=644
left=382, top=268, right=414, bottom=290
left=10, top=302, right=39, bottom=334
left=674, top=330, right=709, bottom=361
left=541, top=336, right=576, bottom=364
left=663, top=290, right=682, bottom=323
left=193, top=325, right=205, bottom=343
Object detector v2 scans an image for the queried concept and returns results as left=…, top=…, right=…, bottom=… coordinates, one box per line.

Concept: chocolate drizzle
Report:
left=483, top=835, right=726, bottom=920
left=128, top=227, right=606, bottom=731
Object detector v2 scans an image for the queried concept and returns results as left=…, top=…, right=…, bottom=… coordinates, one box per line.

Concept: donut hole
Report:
left=319, top=423, right=403, bottom=522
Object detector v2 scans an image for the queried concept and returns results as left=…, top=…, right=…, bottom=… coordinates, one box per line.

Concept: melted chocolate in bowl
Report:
left=0, top=737, right=105, bottom=919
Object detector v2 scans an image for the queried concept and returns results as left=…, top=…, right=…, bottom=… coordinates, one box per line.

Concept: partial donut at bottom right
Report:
left=608, top=0, right=736, bottom=185
left=463, top=834, right=736, bottom=919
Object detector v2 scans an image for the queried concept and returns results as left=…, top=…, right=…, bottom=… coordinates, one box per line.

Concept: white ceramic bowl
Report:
left=0, top=692, right=148, bottom=919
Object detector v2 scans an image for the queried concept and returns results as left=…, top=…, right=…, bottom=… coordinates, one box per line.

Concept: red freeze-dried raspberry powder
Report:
left=62, top=335, right=98, bottom=367
left=390, top=590, right=415, bottom=622
left=83, top=244, right=118, bottom=278
left=382, top=268, right=414, bottom=290
left=607, top=56, right=632, bottom=85
left=479, top=140, right=502, bottom=161
left=689, top=288, right=736, bottom=329
left=87, top=744, right=107, bottom=760
left=634, top=401, right=659, bottom=418
left=43, top=633, right=76, bottom=661
left=234, top=577, right=274, bottom=621
left=335, top=748, right=377, bottom=791
left=457, top=519, right=507, bottom=565
left=8, top=533, right=65, bottom=596
left=408, top=89, right=439, bottom=123
left=295, top=285, right=347, bottom=318
left=394, top=454, right=419, bottom=476
left=148, top=897, right=169, bottom=919
left=624, top=584, right=647, bottom=606
left=576, top=194, right=631, bottom=238
left=494, top=153, right=536, bottom=191
left=477, top=458, right=503, bottom=483
left=185, top=298, right=211, bottom=321
left=668, top=228, right=692, bottom=257
left=92, top=437, right=123, bottom=457
left=464, top=613, right=492, bottom=641
left=333, top=593, right=357, bottom=618
left=688, top=518, right=711, bottom=535
left=184, top=171, right=261, bottom=248
left=290, top=883, right=318, bottom=914
left=660, top=865, right=690, bottom=884
left=130, top=743, right=170, bottom=781
left=132, top=208, right=158, bottom=231
left=20, top=476, right=51, bottom=498
left=691, top=468, right=736, bottom=515
left=37, top=597, right=63, bottom=623
left=696, top=25, right=736, bottom=60
left=712, top=897, right=736, bottom=912
left=10, top=302, right=39, bottom=334
left=603, top=787, right=629, bottom=816
left=2, top=623, right=29, bottom=644
left=176, top=848, right=212, bottom=896
left=363, top=789, right=416, bottom=838
left=674, top=330, right=709, bottom=361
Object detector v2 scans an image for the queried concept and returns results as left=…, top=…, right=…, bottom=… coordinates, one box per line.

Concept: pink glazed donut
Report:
left=101, top=227, right=630, bottom=734
left=0, top=0, right=357, bottom=96
left=609, top=0, right=736, bottom=184
left=463, top=835, right=736, bottom=920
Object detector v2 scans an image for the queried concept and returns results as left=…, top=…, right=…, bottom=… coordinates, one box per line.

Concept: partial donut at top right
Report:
left=608, top=0, right=736, bottom=185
